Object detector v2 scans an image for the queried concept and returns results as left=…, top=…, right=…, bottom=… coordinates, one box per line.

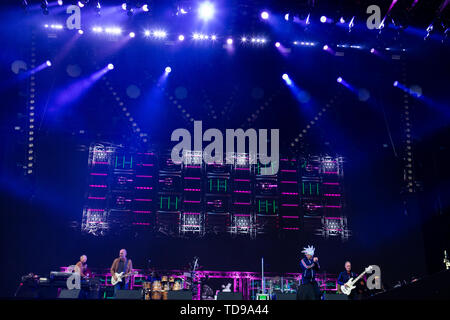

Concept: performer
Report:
left=337, top=261, right=358, bottom=298
left=297, top=245, right=322, bottom=300
left=110, top=249, right=133, bottom=295
left=74, top=255, right=89, bottom=278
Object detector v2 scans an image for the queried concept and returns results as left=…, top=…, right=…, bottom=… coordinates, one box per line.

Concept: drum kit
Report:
left=142, top=276, right=184, bottom=300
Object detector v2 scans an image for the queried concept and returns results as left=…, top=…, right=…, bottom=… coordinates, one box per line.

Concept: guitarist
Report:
left=337, top=261, right=358, bottom=298
left=111, top=249, right=133, bottom=295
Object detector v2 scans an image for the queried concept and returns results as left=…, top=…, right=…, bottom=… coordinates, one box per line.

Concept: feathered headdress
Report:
left=301, top=245, right=315, bottom=256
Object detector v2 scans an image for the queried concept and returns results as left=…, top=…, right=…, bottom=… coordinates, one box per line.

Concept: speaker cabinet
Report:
left=323, top=293, right=349, bottom=300
left=115, top=290, right=142, bottom=300
left=216, top=292, right=243, bottom=300
left=274, top=293, right=297, bottom=300
left=58, top=289, right=82, bottom=299
left=167, top=290, right=193, bottom=300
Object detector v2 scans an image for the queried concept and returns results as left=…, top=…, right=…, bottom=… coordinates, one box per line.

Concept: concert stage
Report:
left=1, top=1, right=450, bottom=313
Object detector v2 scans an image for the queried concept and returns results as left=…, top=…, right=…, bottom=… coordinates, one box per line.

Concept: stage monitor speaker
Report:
left=217, top=292, right=243, bottom=300
left=58, top=289, right=82, bottom=299
left=167, top=291, right=193, bottom=300
left=275, top=293, right=297, bottom=300
left=323, top=293, right=349, bottom=300
left=115, top=290, right=142, bottom=300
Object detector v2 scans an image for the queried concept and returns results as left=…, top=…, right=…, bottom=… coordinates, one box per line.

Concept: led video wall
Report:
left=82, top=143, right=350, bottom=240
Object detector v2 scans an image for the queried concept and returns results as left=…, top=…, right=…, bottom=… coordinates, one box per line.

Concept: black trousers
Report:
left=296, top=281, right=322, bottom=300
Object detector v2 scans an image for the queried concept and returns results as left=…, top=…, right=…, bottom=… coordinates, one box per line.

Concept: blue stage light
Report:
left=320, top=16, right=327, bottom=23
left=337, top=77, right=343, bottom=83
left=165, top=66, right=172, bottom=73
left=393, top=81, right=399, bottom=87
left=261, top=11, right=269, bottom=20
left=323, top=44, right=328, bottom=50
left=226, top=38, right=233, bottom=45
left=107, top=63, right=114, bottom=70
left=142, top=4, right=149, bottom=12
left=275, top=42, right=280, bottom=48
left=282, top=74, right=289, bottom=80
left=46, top=60, right=52, bottom=67
left=129, top=32, right=135, bottom=38
left=178, top=34, right=185, bottom=41
left=198, top=2, right=214, bottom=21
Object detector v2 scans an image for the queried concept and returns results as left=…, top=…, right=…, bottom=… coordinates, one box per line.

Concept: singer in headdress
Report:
left=297, top=245, right=322, bottom=300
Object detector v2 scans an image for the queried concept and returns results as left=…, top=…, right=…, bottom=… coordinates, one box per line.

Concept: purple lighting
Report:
left=275, top=42, right=281, bottom=48
left=393, top=81, right=399, bottom=87
left=323, top=44, right=329, bottom=50
left=198, top=2, right=215, bottom=21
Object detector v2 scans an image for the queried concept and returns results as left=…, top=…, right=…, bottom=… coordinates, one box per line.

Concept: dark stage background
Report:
left=1, top=3, right=449, bottom=298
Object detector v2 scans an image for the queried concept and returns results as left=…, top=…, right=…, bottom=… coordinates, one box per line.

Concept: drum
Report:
left=173, top=279, right=182, bottom=291
left=143, top=282, right=152, bottom=300
left=151, top=280, right=162, bottom=300
left=143, top=282, right=152, bottom=290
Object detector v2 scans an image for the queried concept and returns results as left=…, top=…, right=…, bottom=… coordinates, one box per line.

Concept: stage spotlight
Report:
left=129, top=32, right=135, bottom=38
left=198, top=2, right=215, bottom=21
left=153, top=30, right=167, bottom=38
left=78, top=29, right=84, bottom=34
left=275, top=42, right=280, bottom=47
left=121, top=3, right=127, bottom=10
left=178, top=34, right=185, bottom=41
left=337, top=77, right=343, bottom=83
left=284, top=13, right=289, bottom=21
left=95, top=1, right=101, bottom=15
left=144, top=30, right=150, bottom=36
left=393, top=81, right=399, bottom=87
left=370, top=48, right=375, bottom=53
left=142, top=4, right=149, bottom=11
left=339, top=17, right=345, bottom=24
left=282, top=73, right=292, bottom=86
left=78, top=1, right=84, bottom=8
left=323, top=44, right=328, bottom=50
left=58, top=0, right=63, bottom=5
left=46, top=60, right=52, bottom=67
left=261, top=11, right=269, bottom=20
left=211, top=35, right=217, bottom=40
left=226, top=38, right=233, bottom=45
left=107, top=63, right=114, bottom=70
left=165, top=66, right=172, bottom=73
left=241, top=37, right=247, bottom=42
left=320, top=16, right=327, bottom=23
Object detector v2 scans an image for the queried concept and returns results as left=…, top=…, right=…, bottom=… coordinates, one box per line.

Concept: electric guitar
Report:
left=339, top=266, right=373, bottom=295
left=111, top=271, right=137, bottom=286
